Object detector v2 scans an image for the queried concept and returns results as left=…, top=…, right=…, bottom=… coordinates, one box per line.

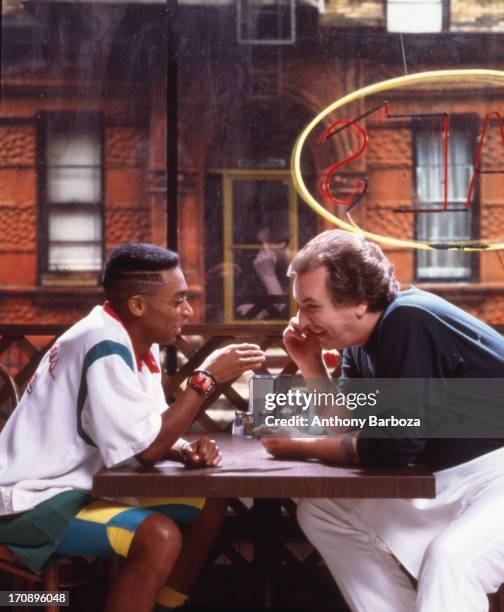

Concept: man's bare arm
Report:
left=261, top=434, right=361, bottom=465
left=136, top=387, right=206, bottom=467
left=282, top=316, right=353, bottom=433
left=136, top=343, right=266, bottom=467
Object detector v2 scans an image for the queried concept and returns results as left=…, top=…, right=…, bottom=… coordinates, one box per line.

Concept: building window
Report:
left=387, top=0, right=444, bottom=33
left=39, top=113, right=103, bottom=277
left=415, top=118, right=477, bottom=281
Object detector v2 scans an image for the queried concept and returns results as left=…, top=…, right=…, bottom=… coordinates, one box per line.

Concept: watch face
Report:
left=195, top=372, right=212, bottom=392
left=191, top=372, right=216, bottom=397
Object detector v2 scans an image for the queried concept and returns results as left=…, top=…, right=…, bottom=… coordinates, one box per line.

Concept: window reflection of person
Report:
left=237, top=224, right=292, bottom=320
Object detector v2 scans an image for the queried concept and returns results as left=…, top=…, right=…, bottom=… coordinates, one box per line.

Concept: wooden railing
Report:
left=3, top=320, right=504, bottom=429
left=0, top=323, right=299, bottom=431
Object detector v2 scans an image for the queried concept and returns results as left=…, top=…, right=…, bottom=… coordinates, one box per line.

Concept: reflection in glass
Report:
left=225, top=174, right=297, bottom=322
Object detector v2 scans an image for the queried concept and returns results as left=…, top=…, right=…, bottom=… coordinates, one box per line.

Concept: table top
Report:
left=92, top=433, right=435, bottom=499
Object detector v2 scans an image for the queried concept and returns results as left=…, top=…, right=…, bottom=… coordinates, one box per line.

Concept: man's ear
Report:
left=128, top=294, right=146, bottom=318
left=355, top=302, right=368, bottom=319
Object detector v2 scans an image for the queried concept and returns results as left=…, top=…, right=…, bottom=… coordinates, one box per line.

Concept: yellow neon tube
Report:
left=291, top=69, right=504, bottom=251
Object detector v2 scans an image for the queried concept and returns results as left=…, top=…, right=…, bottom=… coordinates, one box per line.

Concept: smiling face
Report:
left=133, top=267, right=193, bottom=346
left=293, top=265, right=374, bottom=350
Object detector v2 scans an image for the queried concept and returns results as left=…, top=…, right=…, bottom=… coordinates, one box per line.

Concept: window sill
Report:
left=41, top=274, right=100, bottom=288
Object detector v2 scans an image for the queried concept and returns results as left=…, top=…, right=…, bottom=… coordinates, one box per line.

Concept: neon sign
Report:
left=291, top=69, right=504, bottom=251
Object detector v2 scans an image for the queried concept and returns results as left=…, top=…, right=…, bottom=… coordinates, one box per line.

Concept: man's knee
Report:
left=130, top=513, right=183, bottom=566
left=201, top=498, right=228, bottom=518
left=297, top=499, right=321, bottom=540
left=422, top=531, right=468, bottom=573
left=297, top=498, right=352, bottom=535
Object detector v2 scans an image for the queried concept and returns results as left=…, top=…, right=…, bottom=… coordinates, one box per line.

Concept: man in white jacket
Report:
left=0, top=243, right=266, bottom=612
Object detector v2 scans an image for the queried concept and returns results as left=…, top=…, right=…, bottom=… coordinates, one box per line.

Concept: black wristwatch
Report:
left=188, top=369, right=217, bottom=399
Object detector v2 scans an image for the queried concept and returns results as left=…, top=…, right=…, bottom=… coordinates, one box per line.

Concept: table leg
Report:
left=253, top=498, right=282, bottom=609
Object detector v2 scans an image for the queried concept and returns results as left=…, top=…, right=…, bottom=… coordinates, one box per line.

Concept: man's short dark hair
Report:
left=102, top=243, right=179, bottom=298
left=288, top=230, right=400, bottom=311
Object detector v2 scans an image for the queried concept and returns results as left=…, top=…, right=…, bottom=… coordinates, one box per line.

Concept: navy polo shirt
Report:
left=340, top=287, right=504, bottom=470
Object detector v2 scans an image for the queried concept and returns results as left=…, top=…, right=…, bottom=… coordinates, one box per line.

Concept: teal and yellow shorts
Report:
left=55, top=497, right=205, bottom=558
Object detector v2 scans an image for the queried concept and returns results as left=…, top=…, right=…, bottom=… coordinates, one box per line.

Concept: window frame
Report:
left=219, top=169, right=298, bottom=324
left=413, top=113, right=480, bottom=283
left=36, top=111, right=105, bottom=285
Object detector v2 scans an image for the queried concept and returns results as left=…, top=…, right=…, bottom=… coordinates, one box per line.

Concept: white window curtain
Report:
left=47, top=132, right=101, bottom=203
left=45, top=118, right=102, bottom=272
left=415, top=124, right=474, bottom=280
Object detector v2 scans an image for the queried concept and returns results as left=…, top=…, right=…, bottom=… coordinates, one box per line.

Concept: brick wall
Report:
left=451, top=0, right=504, bottom=33
left=320, top=0, right=385, bottom=27
left=105, top=126, right=151, bottom=250
left=0, top=124, right=37, bottom=287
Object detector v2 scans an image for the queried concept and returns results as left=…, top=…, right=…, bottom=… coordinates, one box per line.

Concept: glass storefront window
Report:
left=1, top=1, right=504, bottom=327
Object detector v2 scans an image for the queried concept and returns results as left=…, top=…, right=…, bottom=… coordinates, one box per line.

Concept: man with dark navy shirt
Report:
left=262, top=229, right=504, bottom=612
